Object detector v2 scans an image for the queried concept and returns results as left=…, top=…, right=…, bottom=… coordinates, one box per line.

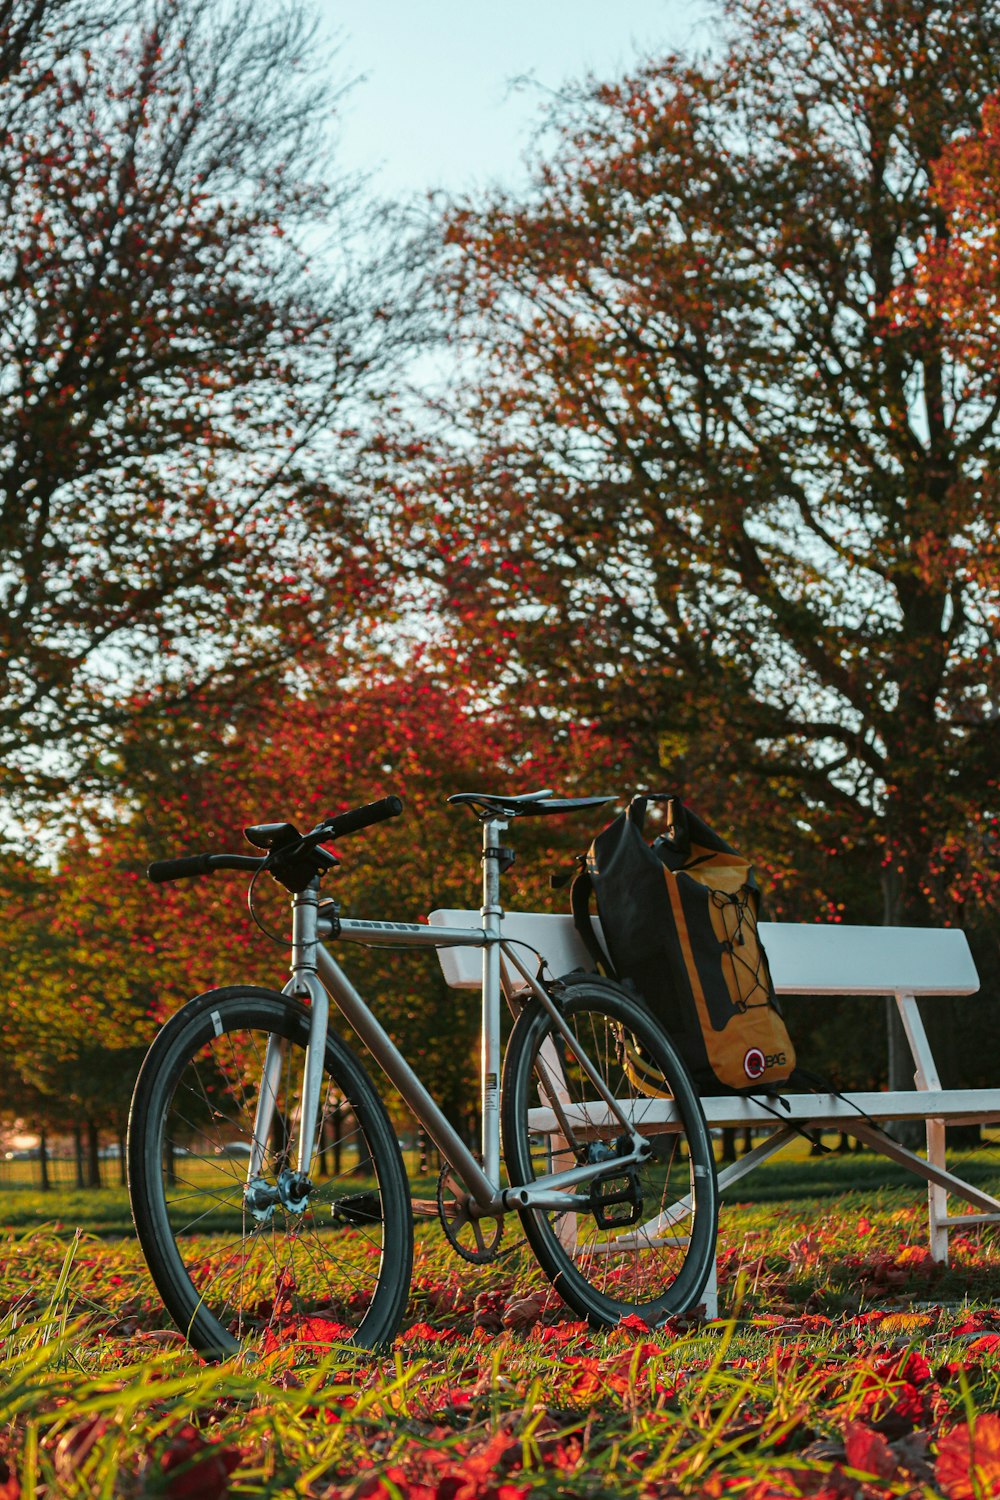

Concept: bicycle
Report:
left=127, top=790, right=719, bottom=1359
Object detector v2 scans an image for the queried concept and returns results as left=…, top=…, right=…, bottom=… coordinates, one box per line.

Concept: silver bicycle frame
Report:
left=253, top=817, right=648, bottom=1215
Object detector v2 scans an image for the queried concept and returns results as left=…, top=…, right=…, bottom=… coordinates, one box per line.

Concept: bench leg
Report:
left=927, top=1117, right=949, bottom=1264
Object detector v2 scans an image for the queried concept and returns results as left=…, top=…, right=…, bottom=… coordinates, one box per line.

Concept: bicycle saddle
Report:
left=448, top=789, right=616, bottom=819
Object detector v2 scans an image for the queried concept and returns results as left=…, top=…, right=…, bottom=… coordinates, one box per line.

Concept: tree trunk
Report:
left=38, top=1126, right=50, bottom=1192
left=86, top=1120, right=101, bottom=1188
left=117, top=1128, right=127, bottom=1187
left=272, top=1110, right=289, bottom=1171
left=333, top=1104, right=343, bottom=1178
left=73, top=1124, right=85, bottom=1189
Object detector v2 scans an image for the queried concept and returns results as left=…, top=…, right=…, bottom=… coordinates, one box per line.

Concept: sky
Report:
left=321, top=1, right=716, bottom=200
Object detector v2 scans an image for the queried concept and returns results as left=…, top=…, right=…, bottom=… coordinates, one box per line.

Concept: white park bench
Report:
left=429, top=910, right=1000, bottom=1317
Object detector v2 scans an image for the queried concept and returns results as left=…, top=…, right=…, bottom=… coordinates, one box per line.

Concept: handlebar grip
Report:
left=324, top=795, right=403, bottom=839
left=148, top=854, right=213, bottom=883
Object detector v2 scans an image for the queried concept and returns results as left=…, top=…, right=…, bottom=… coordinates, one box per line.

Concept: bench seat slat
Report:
left=526, top=1089, right=1000, bottom=1134
left=427, top=910, right=980, bottom=997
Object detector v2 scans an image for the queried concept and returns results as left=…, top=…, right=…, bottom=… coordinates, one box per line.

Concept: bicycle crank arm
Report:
left=505, top=1187, right=591, bottom=1211
left=503, top=1143, right=651, bottom=1208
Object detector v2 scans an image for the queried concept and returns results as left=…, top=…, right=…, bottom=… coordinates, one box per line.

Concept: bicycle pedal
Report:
left=589, top=1170, right=643, bottom=1230
left=330, top=1190, right=383, bottom=1226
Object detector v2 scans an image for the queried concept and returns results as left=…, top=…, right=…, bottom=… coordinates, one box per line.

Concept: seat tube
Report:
left=481, top=817, right=505, bottom=1187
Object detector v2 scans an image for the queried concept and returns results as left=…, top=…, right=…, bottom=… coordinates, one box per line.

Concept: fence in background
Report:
left=0, top=1151, right=125, bottom=1192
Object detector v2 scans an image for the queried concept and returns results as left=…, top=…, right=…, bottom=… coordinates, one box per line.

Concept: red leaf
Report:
left=0, top=1454, right=18, bottom=1500
left=501, top=1292, right=547, bottom=1331
left=398, top=1321, right=458, bottom=1344
left=618, top=1312, right=650, bottom=1333
left=54, top=1418, right=111, bottom=1482
left=936, top=1415, right=1000, bottom=1500
left=160, top=1425, right=240, bottom=1500
left=844, top=1421, right=897, bottom=1479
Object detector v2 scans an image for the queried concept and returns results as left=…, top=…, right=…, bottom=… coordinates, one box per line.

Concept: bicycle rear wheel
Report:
left=127, top=986, right=412, bottom=1359
left=501, top=975, right=718, bottom=1326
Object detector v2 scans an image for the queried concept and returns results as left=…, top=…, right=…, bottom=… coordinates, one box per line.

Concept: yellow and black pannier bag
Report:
left=571, top=794, right=795, bottom=1094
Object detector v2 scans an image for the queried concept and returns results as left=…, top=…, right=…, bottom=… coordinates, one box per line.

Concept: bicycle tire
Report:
left=501, top=974, right=718, bottom=1326
left=127, top=986, right=412, bottom=1359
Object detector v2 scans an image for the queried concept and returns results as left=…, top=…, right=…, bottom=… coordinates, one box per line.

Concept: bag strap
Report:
left=569, top=863, right=617, bottom=978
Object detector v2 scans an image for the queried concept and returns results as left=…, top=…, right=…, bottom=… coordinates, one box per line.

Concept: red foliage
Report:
left=898, top=93, right=1000, bottom=375
left=158, top=1425, right=241, bottom=1500
left=0, top=1455, right=17, bottom=1500
left=843, top=1420, right=898, bottom=1480
left=936, top=1414, right=1000, bottom=1500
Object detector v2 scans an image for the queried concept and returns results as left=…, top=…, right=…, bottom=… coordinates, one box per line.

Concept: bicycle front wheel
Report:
left=127, top=986, right=412, bottom=1359
left=501, top=975, right=718, bottom=1326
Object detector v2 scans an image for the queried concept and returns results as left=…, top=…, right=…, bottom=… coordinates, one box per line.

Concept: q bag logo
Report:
left=571, top=794, right=795, bottom=1095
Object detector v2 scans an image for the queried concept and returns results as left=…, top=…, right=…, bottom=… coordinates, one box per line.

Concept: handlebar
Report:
left=318, top=795, right=403, bottom=840
left=147, top=795, right=404, bottom=889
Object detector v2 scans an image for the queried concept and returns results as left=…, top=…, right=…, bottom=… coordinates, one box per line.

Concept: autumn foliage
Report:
left=0, top=665, right=622, bottom=1142
left=0, top=0, right=401, bottom=803
left=381, top=0, right=1000, bottom=946
left=902, top=90, right=1000, bottom=372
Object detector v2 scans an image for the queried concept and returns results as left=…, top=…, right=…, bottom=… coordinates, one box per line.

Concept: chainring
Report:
left=436, top=1165, right=504, bottom=1264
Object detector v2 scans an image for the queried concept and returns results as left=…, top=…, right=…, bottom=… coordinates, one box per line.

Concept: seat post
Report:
left=480, top=818, right=507, bottom=1187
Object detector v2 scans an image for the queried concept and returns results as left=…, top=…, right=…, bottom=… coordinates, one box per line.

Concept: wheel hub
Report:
left=244, top=1168, right=313, bottom=1223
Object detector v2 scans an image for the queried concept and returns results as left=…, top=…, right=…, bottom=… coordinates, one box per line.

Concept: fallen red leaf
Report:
left=844, top=1420, right=897, bottom=1479
left=398, top=1321, right=459, bottom=1344
left=160, top=1424, right=241, bottom=1500
left=936, top=1414, right=1000, bottom=1499
left=501, top=1292, right=547, bottom=1331
left=0, top=1454, right=18, bottom=1500
left=53, top=1417, right=111, bottom=1482
left=618, top=1312, right=651, bottom=1333
left=349, top=1466, right=434, bottom=1499
left=967, top=1334, right=1000, bottom=1355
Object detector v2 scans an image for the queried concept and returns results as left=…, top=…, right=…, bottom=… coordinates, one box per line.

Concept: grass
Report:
left=0, top=1135, right=992, bottom=1229
left=2, top=1146, right=1000, bottom=1496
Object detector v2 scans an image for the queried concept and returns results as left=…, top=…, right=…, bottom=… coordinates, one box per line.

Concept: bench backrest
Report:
left=426, top=910, right=980, bottom=998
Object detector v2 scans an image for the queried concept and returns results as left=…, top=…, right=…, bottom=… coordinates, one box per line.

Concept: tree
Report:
left=391, top=0, right=1000, bottom=950
left=0, top=853, right=154, bottom=1182
left=0, top=660, right=621, bottom=1152
left=898, top=88, right=1000, bottom=377
left=0, top=0, right=403, bottom=807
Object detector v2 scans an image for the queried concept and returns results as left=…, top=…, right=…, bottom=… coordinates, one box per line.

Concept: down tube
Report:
left=315, top=943, right=499, bottom=1211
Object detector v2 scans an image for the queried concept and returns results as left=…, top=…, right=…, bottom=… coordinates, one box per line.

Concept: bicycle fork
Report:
left=244, top=882, right=329, bottom=1220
